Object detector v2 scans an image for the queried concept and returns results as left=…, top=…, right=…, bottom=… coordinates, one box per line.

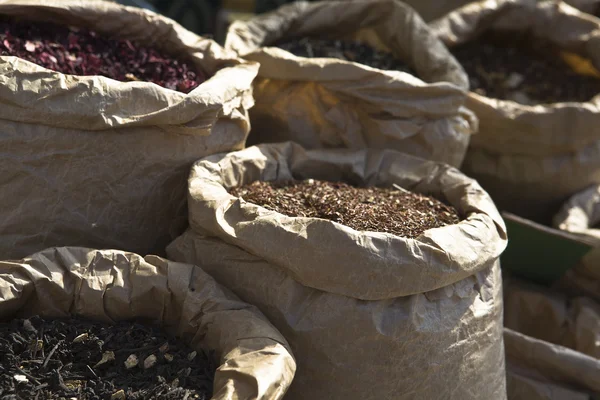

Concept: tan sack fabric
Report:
left=166, top=142, right=508, bottom=400
left=504, top=278, right=600, bottom=360
left=505, top=328, right=600, bottom=400
left=224, top=0, right=477, bottom=168
left=393, top=0, right=475, bottom=22
left=552, top=186, right=600, bottom=301
left=0, top=0, right=258, bottom=260
left=554, top=184, right=600, bottom=242
left=564, top=0, right=600, bottom=15
left=0, top=247, right=296, bottom=400
left=432, top=0, right=600, bottom=223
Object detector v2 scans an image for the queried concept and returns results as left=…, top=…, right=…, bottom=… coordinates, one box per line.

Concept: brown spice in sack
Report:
left=0, top=316, right=216, bottom=399
left=451, top=31, right=600, bottom=104
left=276, top=37, right=417, bottom=76
left=0, top=16, right=205, bottom=93
left=230, top=179, right=460, bottom=238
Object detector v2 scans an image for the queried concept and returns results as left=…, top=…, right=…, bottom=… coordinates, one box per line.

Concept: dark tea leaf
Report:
left=277, top=37, right=417, bottom=76
left=451, top=31, right=600, bottom=104
left=0, top=316, right=217, bottom=399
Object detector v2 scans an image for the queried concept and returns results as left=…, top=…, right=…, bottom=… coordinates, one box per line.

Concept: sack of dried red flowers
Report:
left=224, top=0, right=477, bottom=168
left=166, top=141, right=508, bottom=400
left=0, top=0, right=258, bottom=259
left=0, top=246, right=296, bottom=400
left=432, top=0, right=600, bottom=224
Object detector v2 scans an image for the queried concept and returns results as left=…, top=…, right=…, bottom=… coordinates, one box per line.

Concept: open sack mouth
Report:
left=0, top=15, right=206, bottom=93
left=450, top=30, right=600, bottom=105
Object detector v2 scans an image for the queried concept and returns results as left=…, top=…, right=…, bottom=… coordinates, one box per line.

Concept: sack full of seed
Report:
left=167, top=142, right=508, bottom=400
left=432, top=0, right=600, bottom=223
left=225, top=0, right=477, bottom=168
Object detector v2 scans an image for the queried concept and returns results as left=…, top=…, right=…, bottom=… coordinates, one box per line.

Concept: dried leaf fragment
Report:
left=73, top=333, right=88, bottom=343
left=111, top=390, right=126, bottom=400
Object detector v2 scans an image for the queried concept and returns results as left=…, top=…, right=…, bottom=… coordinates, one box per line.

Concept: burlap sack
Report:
left=432, top=0, right=600, bottom=223
left=224, top=0, right=477, bottom=168
left=552, top=185, right=600, bottom=301
left=166, top=142, right=508, bottom=400
left=0, top=246, right=296, bottom=400
left=505, top=328, right=600, bottom=400
left=504, top=278, right=600, bottom=360
left=0, top=0, right=258, bottom=260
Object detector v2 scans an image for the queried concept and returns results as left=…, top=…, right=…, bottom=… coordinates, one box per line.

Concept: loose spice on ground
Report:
left=451, top=31, right=600, bottom=104
left=0, top=16, right=205, bottom=93
left=229, top=179, right=460, bottom=238
left=0, top=316, right=216, bottom=399
left=276, top=37, right=417, bottom=75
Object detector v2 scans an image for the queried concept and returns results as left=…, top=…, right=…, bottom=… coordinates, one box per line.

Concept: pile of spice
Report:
left=0, top=316, right=216, bottom=399
left=276, top=37, right=417, bottom=75
left=451, top=31, right=600, bottom=104
left=0, top=16, right=205, bottom=93
left=230, top=179, right=460, bottom=238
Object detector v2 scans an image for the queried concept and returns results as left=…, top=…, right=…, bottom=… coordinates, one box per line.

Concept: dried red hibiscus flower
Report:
left=0, top=16, right=206, bottom=93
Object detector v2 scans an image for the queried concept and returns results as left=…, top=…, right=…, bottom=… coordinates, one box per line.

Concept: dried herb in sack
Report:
left=230, top=179, right=460, bottom=238
left=0, top=16, right=205, bottom=93
left=451, top=31, right=600, bottom=104
left=0, top=316, right=216, bottom=400
left=277, top=38, right=417, bottom=76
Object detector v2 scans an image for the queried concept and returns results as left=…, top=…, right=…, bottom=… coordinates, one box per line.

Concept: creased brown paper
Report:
left=564, top=0, right=600, bottom=15
left=552, top=185, right=600, bottom=301
left=167, top=142, right=508, bottom=400
left=0, top=247, right=296, bottom=400
left=432, top=0, right=600, bottom=223
left=0, top=0, right=258, bottom=259
left=504, top=278, right=600, bottom=360
left=505, top=328, right=600, bottom=400
left=225, top=0, right=477, bottom=167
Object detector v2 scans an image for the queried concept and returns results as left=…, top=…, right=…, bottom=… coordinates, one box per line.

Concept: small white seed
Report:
left=124, top=354, right=138, bottom=369
left=144, top=354, right=157, bottom=369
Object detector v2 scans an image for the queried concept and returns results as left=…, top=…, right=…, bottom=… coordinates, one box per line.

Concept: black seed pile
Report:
left=0, top=316, right=216, bottom=399
left=451, top=31, right=600, bottom=104
left=276, top=37, right=417, bottom=75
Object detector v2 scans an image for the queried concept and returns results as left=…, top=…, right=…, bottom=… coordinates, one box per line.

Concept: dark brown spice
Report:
left=276, top=37, right=417, bottom=76
left=0, top=316, right=216, bottom=399
left=229, top=179, right=460, bottom=238
left=0, top=16, right=205, bottom=93
left=451, top=31, right=600, bottom=104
